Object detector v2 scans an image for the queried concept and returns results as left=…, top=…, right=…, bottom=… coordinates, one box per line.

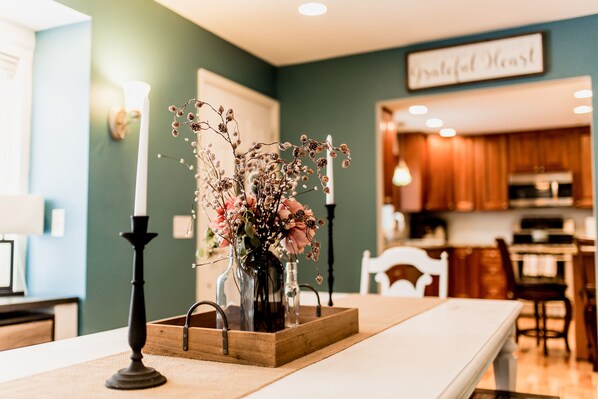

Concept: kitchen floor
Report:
left=477, top=317, right=598, bottom=398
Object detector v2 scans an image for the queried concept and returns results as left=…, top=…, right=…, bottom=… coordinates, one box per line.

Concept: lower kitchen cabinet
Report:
left=445, top=246, right=507, bottom=299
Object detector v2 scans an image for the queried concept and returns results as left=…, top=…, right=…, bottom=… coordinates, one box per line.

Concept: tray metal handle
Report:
left=299, top=284, right=322, bottom=317
left=183, top=300, right=229, bottom=355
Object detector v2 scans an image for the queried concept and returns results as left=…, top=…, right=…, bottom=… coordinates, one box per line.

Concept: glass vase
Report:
left=245, top=248, right=285, bottom=332
left=284, top=260, right=300, bottom=328
left=216, top=247, right=254, bottom=331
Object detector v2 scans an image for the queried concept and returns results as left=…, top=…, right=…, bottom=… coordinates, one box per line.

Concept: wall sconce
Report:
left=108, top=81, right=151, bottom=140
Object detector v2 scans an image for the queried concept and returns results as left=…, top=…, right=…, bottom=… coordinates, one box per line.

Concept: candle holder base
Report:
left=106, top=359, right=166, bottom=390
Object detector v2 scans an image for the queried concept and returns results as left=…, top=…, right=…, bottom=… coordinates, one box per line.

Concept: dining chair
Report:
left=495, top=238, right=572, bottom=356
left=360, top=246, right=448, bottom=298
left=573, top=236, right=597, bottom=371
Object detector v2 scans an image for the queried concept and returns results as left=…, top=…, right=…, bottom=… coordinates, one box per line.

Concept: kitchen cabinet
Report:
left=448, top=247, right=479, bottom=298
left=451, top=136, right=476, bottom=211
left=424, top=135, right=454, bottom=211
left=398, top=133, right=427, bottom=212
left=507, top=128, right=576, bottom=173
left=430, top=246, right=507, bottom=300
left=473, top=135, right=509, bottom=210
left=477, top=248, right=507, bottom=299
left=574, top=127, right=593, bottom=208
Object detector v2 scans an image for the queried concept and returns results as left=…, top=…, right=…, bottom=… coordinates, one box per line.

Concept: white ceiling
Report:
left=154, top=0, right=598, bottom=66
left=386, top=77, right=593, bottom=134
left=0, top=0, right=89, bottom=31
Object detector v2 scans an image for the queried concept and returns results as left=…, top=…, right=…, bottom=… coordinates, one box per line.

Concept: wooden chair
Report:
left=360, top=247, right=448, bottom=298
left=496, top=238, right=572, bottom=355
left=573, top=237, right=597, bottom=371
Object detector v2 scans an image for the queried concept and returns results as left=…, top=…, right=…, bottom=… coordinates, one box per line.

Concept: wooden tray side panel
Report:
left=274, top=308, right=359, bottom=366
left=145, top=324, right=277, bottom=366
left=145, top=306, right=359, bottom=368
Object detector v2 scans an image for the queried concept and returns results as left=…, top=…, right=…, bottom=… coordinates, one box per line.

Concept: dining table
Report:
left=0, top=294, right=522, bottom=399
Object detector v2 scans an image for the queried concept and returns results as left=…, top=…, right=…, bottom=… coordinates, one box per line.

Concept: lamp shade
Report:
left=0, top=195, right=44, bottom=235
left=123, top=81, right=151, bottom=113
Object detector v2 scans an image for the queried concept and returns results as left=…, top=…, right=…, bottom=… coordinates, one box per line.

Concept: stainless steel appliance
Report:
left=508, top=171, right=573, bottom=208
left=512, top=215, right=574, bottom=245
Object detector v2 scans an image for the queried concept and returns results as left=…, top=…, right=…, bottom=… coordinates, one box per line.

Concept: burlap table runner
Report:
left=1, top=295, right=443, bottom=398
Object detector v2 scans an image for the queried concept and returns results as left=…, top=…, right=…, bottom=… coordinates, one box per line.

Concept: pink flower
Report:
left=278, top=198, right=315, bottom=254
left=210, top=196, right=239, bottom=247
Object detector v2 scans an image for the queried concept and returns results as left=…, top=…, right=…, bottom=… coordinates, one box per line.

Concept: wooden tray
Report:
left=145, top=305, right=359, bottom=367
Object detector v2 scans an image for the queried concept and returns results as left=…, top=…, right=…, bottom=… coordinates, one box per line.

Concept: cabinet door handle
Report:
left=539, top=166, right=545, bottom=173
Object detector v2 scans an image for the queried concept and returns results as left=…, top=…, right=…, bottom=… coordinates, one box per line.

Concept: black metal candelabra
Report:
left=106, top=216, right=166, bottom=390
left=326, top=204, right=336, bottom=306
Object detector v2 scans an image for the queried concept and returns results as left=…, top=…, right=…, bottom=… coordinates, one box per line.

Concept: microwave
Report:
left=508, top=171, right=573, bottom=208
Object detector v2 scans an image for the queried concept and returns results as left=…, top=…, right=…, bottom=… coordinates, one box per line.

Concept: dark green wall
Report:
left=57, top=0, right=276, bottom=334
left=276, top=15, right=598, bottom=292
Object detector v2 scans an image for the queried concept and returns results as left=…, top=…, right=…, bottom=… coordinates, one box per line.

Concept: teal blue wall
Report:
left=28, top=21, right=91, bottom=304
left=54, top=0, right=276, bottom=334
left=276, top=15, right=598, bottom=292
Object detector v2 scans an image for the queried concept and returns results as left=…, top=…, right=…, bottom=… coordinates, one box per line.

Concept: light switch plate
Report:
left=51, top=209, right=65, bottom=237
left=173, top=215, right=193, bottom=239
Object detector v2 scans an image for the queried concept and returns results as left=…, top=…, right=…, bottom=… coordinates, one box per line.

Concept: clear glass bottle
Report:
left=216, top=247, right=254, bottom=331
left=284, top=260, right=300, bottom=328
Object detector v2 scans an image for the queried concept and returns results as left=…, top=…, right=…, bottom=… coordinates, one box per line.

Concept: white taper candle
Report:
left=133, top=97, right=150, bottom=216
left=326, top=134, right=334, bottom=205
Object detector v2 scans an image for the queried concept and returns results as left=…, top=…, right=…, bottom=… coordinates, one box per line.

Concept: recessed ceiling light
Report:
left=574, top=89, right=593, bottom=99
left=574, top=105, right=593, bottom=114
left=298, top=2, right=327, bottom=16
left=439, top=128, right=456, bottom=137
left=425, top=118, right=443, bottom=128
left=408, top=105, right=428, bottom=115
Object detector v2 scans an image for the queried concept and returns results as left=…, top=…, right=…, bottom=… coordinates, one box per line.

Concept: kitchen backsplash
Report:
left=436, top=208, right=594, bottom=246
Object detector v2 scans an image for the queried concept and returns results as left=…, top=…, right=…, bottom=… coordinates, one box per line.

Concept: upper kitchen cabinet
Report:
left=574, top=126, right=594, bottom=208
left=473, top=134, right=509, bottom=211
left=508, top=128, right=577, bottom=173
left=424, top=135, right=454, bottom=211
left=397, top=133, right=427, bottom=212
left=451, top=136, right=476, bottom=211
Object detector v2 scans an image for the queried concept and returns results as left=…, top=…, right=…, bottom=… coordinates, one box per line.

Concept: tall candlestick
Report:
left=326, top=134, right=334, bottom=205
left=134, top=97, right=150, bottom=216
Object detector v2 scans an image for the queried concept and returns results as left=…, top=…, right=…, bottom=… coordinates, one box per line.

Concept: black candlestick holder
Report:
left=326, top=204, right=336, bottom=306
left=106, top=216, right=166, bottom=390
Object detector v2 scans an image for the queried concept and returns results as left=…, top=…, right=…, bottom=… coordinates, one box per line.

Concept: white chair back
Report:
left=360, top=247, right=448, bottom=298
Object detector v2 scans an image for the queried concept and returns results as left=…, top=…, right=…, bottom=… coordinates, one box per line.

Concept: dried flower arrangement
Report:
left=160, top=99, right=351, bottom=283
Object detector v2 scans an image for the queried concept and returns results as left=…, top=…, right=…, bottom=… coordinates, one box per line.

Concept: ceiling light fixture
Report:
left=425, top=118, right=443, bottom=128
left=439, top=128, right=456, bottom=137
left=298, top=2, right=327, bottom=16
left=574, top=89, right=593, bottom=99
left=408, top=105, right=428, bottom=115
left=574, top=105, right=593, bottom=114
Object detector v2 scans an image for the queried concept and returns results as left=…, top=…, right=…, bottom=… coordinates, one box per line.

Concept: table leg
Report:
left=493, top=326, right=518, bottom=391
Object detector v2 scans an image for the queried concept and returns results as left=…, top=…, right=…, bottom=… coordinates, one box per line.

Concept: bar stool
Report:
left=496, top=238, right=572, bottom=355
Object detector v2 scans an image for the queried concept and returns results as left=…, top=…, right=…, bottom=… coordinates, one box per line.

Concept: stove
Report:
left=511, top=215, right=574, bottom=245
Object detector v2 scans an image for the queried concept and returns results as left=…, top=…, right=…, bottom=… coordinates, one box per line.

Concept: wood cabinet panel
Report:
left=539, top=129, right=575, bottom=172
left=474, top=135, right=509, bottom=210
left=449, top=247, right=478, bottom=298
left=574, top=127, right=594, bottom=208
left=508, top=132, right=539, bottom=173
left=508, top=128, right=577, bottom=174
left=0, top=319, right=53, bottom=351
left=424, top=135, right=454, bottom=211
left=478, top=248, right=507, bottom=299
left=398, top=133, right=427, bottom=212
left=451, top=136, right=476, bottom=211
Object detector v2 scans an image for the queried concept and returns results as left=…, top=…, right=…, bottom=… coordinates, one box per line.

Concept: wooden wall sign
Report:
left=407, top=32, right=545, bottom=91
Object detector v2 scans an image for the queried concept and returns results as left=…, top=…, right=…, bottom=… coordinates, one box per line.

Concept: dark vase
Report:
left=245, top=248, right=285, bottom=332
